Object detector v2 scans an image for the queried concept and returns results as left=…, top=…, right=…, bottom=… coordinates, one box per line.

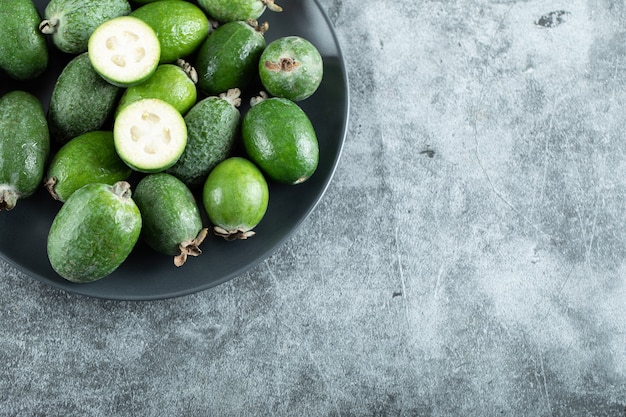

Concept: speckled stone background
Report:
left=2, top=0, right=626, bottom=415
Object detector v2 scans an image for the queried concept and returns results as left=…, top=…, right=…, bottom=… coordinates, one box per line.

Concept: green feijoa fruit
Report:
left=259, top=36, right=324, bottom=102
left=133, top=0, right=182, bottom=4
left=133, top=173, right=208, bottom=266
left=195, top=20, right=267, bottom=96
left=39, top=0, right=131, bottom=54
left=242, top=94, right=319, bottom=184
left=47, top=181, right=141, bottom=283
left=48, top=53, right=122, bottom=144
left=115, top=61, right=198, bottom=118
left=131, top=1, right=210, bottom=64
left=114, top=98, right=187, bottom=173
left=197, top=0, right=281, bottom=22
left=166, top=88, right=241, bottom=188
left=202, top=157, right=268, bottom=240
left=44, top=131, right=132, bottom=203
left=88, top=16, right=160, bottom=87
left=0, top=91, right=50, bottom=211
left=0, top=0, right=48, bottom=80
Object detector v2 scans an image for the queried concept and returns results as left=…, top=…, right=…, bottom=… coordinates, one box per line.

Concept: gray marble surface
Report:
left=2, top=0, right=626, bottom=415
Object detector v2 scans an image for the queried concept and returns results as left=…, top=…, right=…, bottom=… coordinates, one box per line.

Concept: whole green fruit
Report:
left=202, top=157, right=269, bottom=240
left=47, top=181, right=142, bottom=283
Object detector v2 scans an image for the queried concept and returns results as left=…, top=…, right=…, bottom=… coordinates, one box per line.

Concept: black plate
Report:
left=0, top=0, right=349, bottom=300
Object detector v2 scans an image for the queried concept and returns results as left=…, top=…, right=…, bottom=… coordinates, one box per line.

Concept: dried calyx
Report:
left=43, top=177, right=60, bottom=200
left=262, top=0, right=283, bottom=12
left=39, top=18, right=59, bottom=35
left=176, top=59, right=198, bottom=84
left=213, top=226, right=256, bottom=241
left=0, top=185, right=18, bottom=211
left=219, top=88, right=242, bottom=108
left=174, top=228, right=209, bottom=266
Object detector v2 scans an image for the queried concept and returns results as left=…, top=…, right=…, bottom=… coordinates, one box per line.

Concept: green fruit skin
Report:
left=45, top=131, right=132, bottom=202
left=259, top=36, right=324, bottom=102
left=242, top=97, right=319, bottom=184
left=48, top=53, right=122, bottom=144
left=133, top=0, right=182, bottom=4
left=133, top=173, right=204, bottom=255
left=202, top=157, right=268, bottom=233
left=197, top=0, right=264, bottom=22
left=42, top=0, right=131, bottom=54
left=47, top=181, right=142, bottom=283
left=0, top=91, right=50, bottom=209
left=115, top=64, right=197, bottom=118
left=195, top=21, right=266, bottom=96
left=0, top=0, right=48, bottom=80
left=166, top=95, right=239, bottom=188
left=131, top=1, right=210, bottom=64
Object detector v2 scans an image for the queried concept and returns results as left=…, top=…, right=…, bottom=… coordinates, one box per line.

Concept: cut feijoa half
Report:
left=88, top=16, right=160, bottom=87
left=114, top=98, right=187, bottom=173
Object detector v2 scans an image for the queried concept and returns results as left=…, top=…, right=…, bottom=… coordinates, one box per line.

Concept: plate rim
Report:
left=0, top=0, right=350, bottom=301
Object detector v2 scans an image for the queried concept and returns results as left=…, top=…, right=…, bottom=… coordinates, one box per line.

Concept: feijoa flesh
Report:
left=242, top=94, right=319, bottom=184
left=114, top=98, right=187, bottom=173
left=44, top=131, right=132, bottom=202
left=88, top=16, right=160, bottom=87
left=47, top=181, right=142, bottom=283
left=133, top=173, right=208, bottom=266
left=40, top=0, right=131, bottom=54
left=0, top=91, right=50, bottom=211
left=166, top=88, right=241, bottom=188
left=195, top=20, right=267, bottom=96
left=259, top=36, right=324, bottom=102
left=202, top=157, right=269, bottom=240
left=197, top=0, right=282, bottom=22
left=48, top=52, right=122, bottom=144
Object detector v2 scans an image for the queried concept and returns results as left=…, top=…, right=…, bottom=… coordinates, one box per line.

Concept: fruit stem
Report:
left=0, top=184, right=19, bottom=211
left=43, top=177, right=60, bottom=200
left=262, top=0, right=283, bottom=12
left=213, top=226, right=256, bottom=241
left=39, top=18, right=59, bottom=35
left=250, top=91, right=269, bottom=107
left=174, top=228, right=209, bottom=267
left=219, top=88, right=242, bottom=108
left=175, top=59, right=198, bottom=84
left=247, top=19, right=269, bottom=35
left=111, top=181, right=132, bottom=200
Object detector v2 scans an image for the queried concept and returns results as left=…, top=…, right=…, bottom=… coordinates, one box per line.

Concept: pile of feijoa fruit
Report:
left=0, top=0, right=325, bottom=283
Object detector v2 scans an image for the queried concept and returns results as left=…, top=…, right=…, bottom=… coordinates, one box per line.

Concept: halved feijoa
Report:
left=133, top=173, right=208, bottom=266
left=242, top=94, right=319, bottom=184
left=259, top=36, right=324, bottom=102
left=47, top=181, right=142, bottom=283
left=44, top=131, right=132, bottom=202
left=114, top=98, right=187, bottom=173
left=202, top=157, right=269, bottom=240
left=88, top=16, right=160, bottom=87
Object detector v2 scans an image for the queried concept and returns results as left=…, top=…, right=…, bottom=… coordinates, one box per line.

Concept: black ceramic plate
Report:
left=0, top=0, right=349, bottom=300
